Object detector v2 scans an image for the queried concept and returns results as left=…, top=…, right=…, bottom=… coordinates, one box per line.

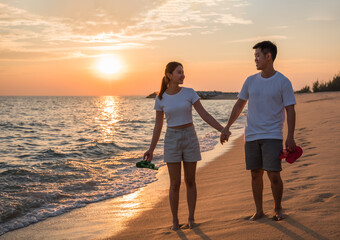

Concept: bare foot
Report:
left=273, top=208, right=285, bottom=221
left=249, top=212, right=264, bottom=221
left=170, top=220, right=180, bottom=231
left=170, top=222, right=185, bottom=231
left=180, top=220, right=195, bottom=229
left=188, top=219, right=195, bottom=229
left=170, top=224, right=180, bottom=231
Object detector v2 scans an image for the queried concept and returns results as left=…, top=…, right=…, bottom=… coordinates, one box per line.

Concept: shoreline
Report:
left=1, top=128, right=244, bottom=240
left=2, top=92, right=339, bottom=240
left=110, top=91, right=340, bottom=240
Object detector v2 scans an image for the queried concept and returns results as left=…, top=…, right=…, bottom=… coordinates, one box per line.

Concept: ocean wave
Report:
left=0, top=96, right=242, bottom=236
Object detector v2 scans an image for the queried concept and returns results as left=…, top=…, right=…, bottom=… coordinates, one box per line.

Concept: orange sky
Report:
left=0, top=0, right=339, bottom=96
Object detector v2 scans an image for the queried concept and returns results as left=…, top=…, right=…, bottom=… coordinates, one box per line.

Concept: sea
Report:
left=0, top=96, right=247, bottom=236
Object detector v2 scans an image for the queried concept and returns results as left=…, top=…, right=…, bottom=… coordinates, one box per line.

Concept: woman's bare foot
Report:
left=273, top=208, right=285, bottom=221
left=180, top=219, right=195, bottom=229
left=249, top=211, right=265, bottom=221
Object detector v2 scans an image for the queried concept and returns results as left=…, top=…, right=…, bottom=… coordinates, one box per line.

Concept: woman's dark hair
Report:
left=158, top=61, right=183, bottom=100
left=253, top=41, right=277, bottom=61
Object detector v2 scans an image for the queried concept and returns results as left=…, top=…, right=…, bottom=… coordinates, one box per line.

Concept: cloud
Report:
left=269, top=26, right=289, bottom=29
left=228, top=35, right=288, bottom=43
left=306, top=16, right=334, bottom=22
left=125, top=0, right=252, bottom=36
left=0, top=0, right=252, bottom=61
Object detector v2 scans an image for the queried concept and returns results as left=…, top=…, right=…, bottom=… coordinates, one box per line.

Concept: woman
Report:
left=143, top=61, right=229, bottom=230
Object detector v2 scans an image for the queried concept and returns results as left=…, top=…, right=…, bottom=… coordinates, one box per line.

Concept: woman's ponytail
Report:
left=158, top=76, right=168, bottom=100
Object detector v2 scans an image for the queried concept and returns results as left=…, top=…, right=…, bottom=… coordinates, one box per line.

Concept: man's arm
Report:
left=285, top=104, right=296, bottom=151
left=220, top=98, right=247, bottom=143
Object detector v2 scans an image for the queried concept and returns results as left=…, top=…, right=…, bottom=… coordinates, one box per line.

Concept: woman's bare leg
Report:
left=183, top=161, right=197, bottom=228
left=167, top=162, right=182, bottom=230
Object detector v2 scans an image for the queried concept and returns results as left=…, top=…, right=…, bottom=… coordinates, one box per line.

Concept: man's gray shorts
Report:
left=245, top=139, right=283, bottom=172
left=164, top=125, right=201, bottom=163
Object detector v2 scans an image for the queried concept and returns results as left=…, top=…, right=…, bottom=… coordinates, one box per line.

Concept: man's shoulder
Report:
left=275, top=71, right=290, bottom=81
left=247, top=72, right=261, bottom=80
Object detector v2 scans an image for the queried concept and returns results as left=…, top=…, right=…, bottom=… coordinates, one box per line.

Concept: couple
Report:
left=143, top=41, right=296, bottom=230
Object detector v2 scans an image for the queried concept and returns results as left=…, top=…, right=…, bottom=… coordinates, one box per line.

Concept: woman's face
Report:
left=168, top=65, right=185, bottom=85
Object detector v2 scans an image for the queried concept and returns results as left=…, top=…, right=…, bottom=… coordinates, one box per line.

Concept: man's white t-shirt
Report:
left=238, top=71, right=296, bottom=142
left=154, top=87, right=200, bottom=127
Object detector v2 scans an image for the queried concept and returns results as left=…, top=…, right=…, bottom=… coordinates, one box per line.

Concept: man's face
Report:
left=254, top=48, right=267, bottom=70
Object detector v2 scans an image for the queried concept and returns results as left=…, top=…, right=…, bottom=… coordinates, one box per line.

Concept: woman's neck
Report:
left=166, top=84, right=181, bottom=94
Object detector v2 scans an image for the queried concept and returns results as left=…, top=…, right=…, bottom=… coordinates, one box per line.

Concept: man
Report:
left=220, top=41, right=296, bottom=221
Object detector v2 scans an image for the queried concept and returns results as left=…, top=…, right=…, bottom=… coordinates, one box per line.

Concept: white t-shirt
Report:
left=238, top=71, right=296, bottom=141
left=154, top=87, right=200, bottom=127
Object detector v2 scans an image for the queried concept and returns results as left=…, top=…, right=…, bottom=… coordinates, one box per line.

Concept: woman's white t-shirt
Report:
left=154, top=87, right=200, bottom=127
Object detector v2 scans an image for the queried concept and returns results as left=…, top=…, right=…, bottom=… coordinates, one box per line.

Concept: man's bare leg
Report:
left=267, top=171, right=284, bottom=221
left=249, top=169, right=265, bottom=221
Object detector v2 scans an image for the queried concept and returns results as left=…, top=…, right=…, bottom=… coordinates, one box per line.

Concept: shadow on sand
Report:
left=262, top=216, right=329, bottom=240
left=174, top=224, right=211, bottom=240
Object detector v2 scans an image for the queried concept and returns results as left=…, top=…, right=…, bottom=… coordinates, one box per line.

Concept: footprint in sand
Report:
left=295, top=137, right=306, bottom=142
left=312, top=193, right=335, bottom=203
left=297, top=127, right=312, bottom=132
left=302, top=153, right=317, bottom=158
left=283, top=194, right=294, bottom=201
left=305, top=176, right=317, bottom=180
left=286, top=177, right=301, bottom=183
left=288, top=184, right=314, bottom=191
left=296, top=163, right=311, bottom=168
left=299, top=141, right=311, bottom=147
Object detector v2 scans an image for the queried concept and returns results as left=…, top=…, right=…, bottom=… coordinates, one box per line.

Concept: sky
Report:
left=0, top=0, right=339, bottom=96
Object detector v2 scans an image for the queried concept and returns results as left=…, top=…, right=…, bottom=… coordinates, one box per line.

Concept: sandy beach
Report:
left=2, top=92, right=339, bottom=240
left=111, top=91, right=340, bottom=240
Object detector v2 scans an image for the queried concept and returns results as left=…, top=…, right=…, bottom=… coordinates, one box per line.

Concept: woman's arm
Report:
left=193, top=100, right=224, bottom=132
left=143, top=110, right=164, bottom=162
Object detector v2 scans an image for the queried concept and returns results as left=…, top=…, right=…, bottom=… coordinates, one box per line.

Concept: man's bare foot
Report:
left=273, top=208, right=285, bottom=221
left=188, top=219, right=195, bottom=229
left=170, top=224, right=180, bottom=231
left=249, top=211, right=265, bottom=221
left=170, top=220, right=181, bottom=231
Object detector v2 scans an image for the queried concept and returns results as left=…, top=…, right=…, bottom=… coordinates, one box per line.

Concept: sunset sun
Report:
left=96, top=55, right=123, bottom=76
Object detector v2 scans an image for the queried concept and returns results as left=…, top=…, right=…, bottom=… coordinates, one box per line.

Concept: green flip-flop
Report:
left=136, top=160, right=158, bottom=170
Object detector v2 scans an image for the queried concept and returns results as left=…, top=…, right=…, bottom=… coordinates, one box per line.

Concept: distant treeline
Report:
left=296, top=73, right=340, bottom=93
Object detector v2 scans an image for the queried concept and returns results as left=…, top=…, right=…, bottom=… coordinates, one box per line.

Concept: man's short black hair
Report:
left=253, top=41, right=277, bottom=61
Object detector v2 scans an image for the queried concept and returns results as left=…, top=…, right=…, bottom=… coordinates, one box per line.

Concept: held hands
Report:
left=220, top=128, right=231, bottom=144
left=143, top=149, right=153, bottom=162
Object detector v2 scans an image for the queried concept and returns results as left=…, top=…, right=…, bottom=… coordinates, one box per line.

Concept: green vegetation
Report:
left=295, top=85, right=311, bottom=93
left=296, top=73, right=340, bottom=93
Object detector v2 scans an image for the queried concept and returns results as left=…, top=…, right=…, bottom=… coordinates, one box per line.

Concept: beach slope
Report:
left=111, top=92, right=340, bottom=240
